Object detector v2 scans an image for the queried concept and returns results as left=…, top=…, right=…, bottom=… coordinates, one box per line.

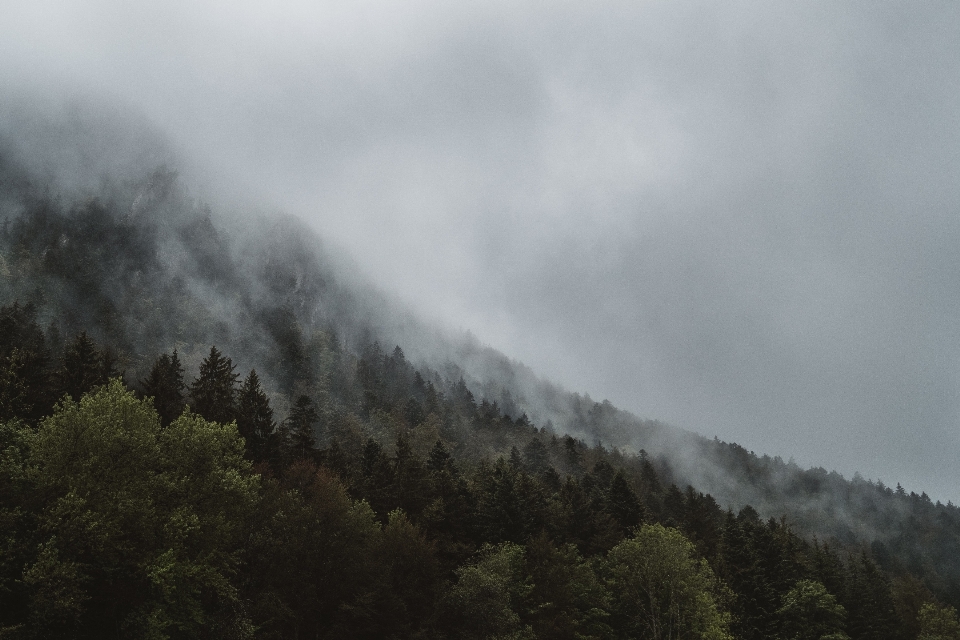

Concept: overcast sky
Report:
left=3, top=0, right=960, bottom=500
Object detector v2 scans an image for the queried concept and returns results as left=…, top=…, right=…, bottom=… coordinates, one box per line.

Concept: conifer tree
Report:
left=523, top=438, right=551, bottom=475
left=285, top=394, right=318, bottom=460
left=235, top=369, right=275, bottom=461
left=393, top=432, right=430, bottom=517
left=58, top=331, right=113, bottom=401
left=607, top=469, right=643, bottom=534
left=188, top=346, right=239, bottom=424
left=0, top=302, right=52, bottom=422
left=427, top=439, right=453, bottom=474
left=140, top=350, right=185, bottom=426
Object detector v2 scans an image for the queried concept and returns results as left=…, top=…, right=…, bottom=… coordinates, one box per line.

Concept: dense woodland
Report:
left=2, top=138, right=960, bottom=638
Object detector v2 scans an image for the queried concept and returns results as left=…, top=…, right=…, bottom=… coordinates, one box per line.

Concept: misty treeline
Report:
left=1, top=141, right=960, bottom=639
left=2, top=310, right=960, bottom=640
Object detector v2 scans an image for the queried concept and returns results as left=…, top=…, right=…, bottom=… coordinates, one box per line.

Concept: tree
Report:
left=235, top=369, right=274, bottom=461
left=919, top=603, right=960, bottom=640
left=284, top=395, right=318, bottom=461
left=442, top=542, right=535, bottom=640
left=523, top=438, right=550, bottom=475
left=603, top=523, right=733, bottom=640
left=843, top=552, right=900, bottom=640
left=777, top=579, right=850, bottom=640
left=23, top=379, right=258, bottom=638
left=139, top=350, right=185, bottom=426
left=427, top=439, right=452, bottom=474
left=0, top=348, right=40, bottom=423
left=0, top=302, right=52, bottom=423
left=188, top=346, right=238, bottom=424
left=57, top=331, right=114, bottom=402
left=607, top=469, right=643, bottom=534
left=524, top=533, right=612, bottom=639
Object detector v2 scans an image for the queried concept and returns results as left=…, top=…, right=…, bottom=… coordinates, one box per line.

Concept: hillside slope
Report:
left=1, top=102, right=959, bottom=637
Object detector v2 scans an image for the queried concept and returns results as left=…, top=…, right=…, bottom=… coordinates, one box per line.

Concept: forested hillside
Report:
left=2, top=116, right=960, bottom=638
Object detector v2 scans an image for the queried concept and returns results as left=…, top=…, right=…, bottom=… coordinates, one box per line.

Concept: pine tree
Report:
left=285, top=394, right=318, bottom=461
left=607, top=469, right=643, bottom=534
left=188, top=346, right=239, bottom=424
left=0, top=302, right=52, bottom=422
left=427, top=439, right=453, bottom=474
left=140, top=350, right=185, bottom=426
left=394, top=432, right=430, bottom=517
left=58, top=331, right=112, bottom=401
left=235, top=369, right=275, bottom=461
left=523, top=438, right=551, bottom=475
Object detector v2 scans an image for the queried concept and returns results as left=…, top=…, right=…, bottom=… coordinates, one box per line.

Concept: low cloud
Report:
left=3, top=0, right=960, bottom=499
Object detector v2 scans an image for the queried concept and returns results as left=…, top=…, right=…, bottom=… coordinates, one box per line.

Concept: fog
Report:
left=3, top=1, right=960, bottom=500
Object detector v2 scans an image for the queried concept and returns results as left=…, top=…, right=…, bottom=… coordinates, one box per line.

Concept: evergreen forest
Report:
left=1, top=122, right=960, bottom=639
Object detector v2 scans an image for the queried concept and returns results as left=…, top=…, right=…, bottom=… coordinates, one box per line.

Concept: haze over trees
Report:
left=1, top=111, right=960, bottom=638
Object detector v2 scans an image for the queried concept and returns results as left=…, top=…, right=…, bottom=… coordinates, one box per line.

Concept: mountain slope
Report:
left=1, top=99, right=959, bottom=637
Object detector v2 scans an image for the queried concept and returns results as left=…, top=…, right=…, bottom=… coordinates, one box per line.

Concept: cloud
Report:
left=3, top=0, right=960, bottom=499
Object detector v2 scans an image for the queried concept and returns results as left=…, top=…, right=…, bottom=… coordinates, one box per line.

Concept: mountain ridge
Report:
left=1, top=100, right=959, bottom=637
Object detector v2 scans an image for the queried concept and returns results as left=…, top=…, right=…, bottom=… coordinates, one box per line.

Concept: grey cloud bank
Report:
left=3, top=1, right=960, bottom=500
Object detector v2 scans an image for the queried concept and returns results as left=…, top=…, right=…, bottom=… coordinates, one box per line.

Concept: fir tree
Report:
left=607, top=469, right=643, bottom=534
left=188, top=346, right=239, bottom=424
left=140, top=350, right=185, bottom=426
left=235, top=369, right=275, bottom=461
left=58, top=331, right=113, bottom=401
left=285, top=394, right=318, bottom=461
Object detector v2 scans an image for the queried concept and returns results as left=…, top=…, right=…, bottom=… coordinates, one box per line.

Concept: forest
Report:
left=2, top=137, right=960, bottom=639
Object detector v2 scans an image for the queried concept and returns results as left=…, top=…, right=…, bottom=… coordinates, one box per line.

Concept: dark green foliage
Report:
left=235, top=368, right=274, bottom=461
left=0, top=333, right=956, bottom=639
left=523, top=533, right=612, bottom=639
left=392, top=433, right=430, bottom=518
left=188, top=346, right=238, bottom=424
left=607, top=469, right=643, bottom=534
left=3, top=153, right=960, bottom=638
left=440, top=542, right=534, bottom=640
left=57, top=331, right=116, bottom=402
left=284, top=394, right=318, bottom=461
left=8, top=381, right=258, bottom=638
left=427, top=438, right=452, bottom=473
left=523, top=437, right=551, bottom=475
left=842, top=552, right=902, bottom=640
left=260, top=306, right=310, bottom=393
left=139, top=349, right=185, bottom=426
left=0, top=303, right=52, bottom=423
left=777, top=579, right=849, bottom=640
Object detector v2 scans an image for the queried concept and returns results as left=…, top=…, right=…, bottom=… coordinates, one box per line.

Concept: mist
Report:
left=3, top=1, right=960, bottom=501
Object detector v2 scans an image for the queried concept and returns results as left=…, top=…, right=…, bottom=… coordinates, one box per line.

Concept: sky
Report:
left=3, top=1, right=960, bottom=500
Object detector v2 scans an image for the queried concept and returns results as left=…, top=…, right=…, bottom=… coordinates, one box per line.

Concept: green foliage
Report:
left=0, top=349, right=40, bottom=423
left=919, top=602, right=960, bottom=640
left=777, top=579, right=849, bottom=640
left=4, top=140, right=960, bottom=639
left=523, top=533, right=612, bottom=639
left=235, top=368, right=274, bottom=461
left=139, top=350, right=185, bottom=426
left=443, top=542, right=535, bottom=640
left=603, top=523, right=733, bottom=640
left=23, top=379, right=258, bottom=638
left=188, top=346, right=238, bottom=424
left=284, top=394, right=318, bottom=460
left=0, top=419, right=37, bottom=634
left=56, top=332, right=114, bottom=403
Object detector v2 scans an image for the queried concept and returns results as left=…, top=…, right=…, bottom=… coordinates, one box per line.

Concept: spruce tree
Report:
left=607, top=470, right=643, bottom=534
left=140, top=350, right=185, bottom=426
left=285, top=394, right=318, bottom=461
left=188, top=346, right=238, bottom=424
left=236, top=369, right=275, bottom=461
left=0, top=302, right=52, bottom=422
left=58, top=331, right=112, bottom=401
left=427, top=439, right=452, bottom=474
